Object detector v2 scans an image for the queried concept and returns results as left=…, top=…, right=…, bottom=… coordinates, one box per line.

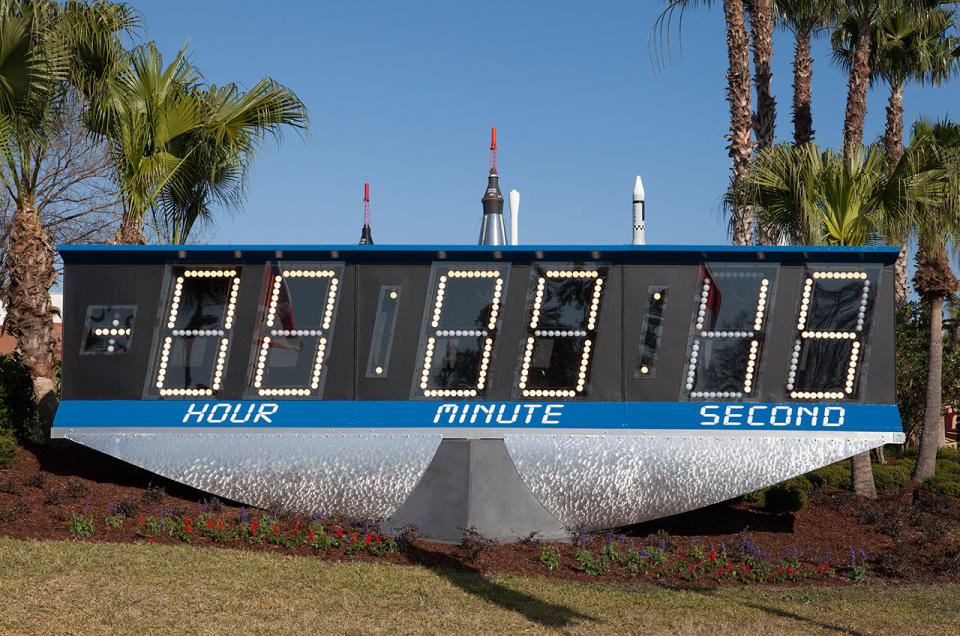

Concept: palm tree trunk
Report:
left=884, top=82, right=905, bottom=172
left=1, top=205, right=60, bottom=437
left=851, top=451, right=876, bottom=498
left=114, top=214, right=146, bottom=245
left=895, top=245, right=909, bottom=308
left=724, top=0, right=754, bottom=246
left=913, top=294, right=945, bottom=481
left=842, top=18, right=872, bottom=156
left=792, top=30, right=814, bottom=147
left=751, top=0, right=776, bottom=151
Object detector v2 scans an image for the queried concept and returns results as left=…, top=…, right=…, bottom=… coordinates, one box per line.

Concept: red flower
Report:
left=139, top=518, right=146, bottom=525
left=745, top=566, right=751, bottom=574
left=688, top=565, right=696, bottom=573
left=183, top=518, right=191, bottom=524
left=217, top=520, right=223, bottom=531
left=148, top=539, right=155, bottom=544
left=787, top=566, right=794, bottom=577
left=778, top=567, right=783, bottom=574
left=185, top=526, right=191, bottom=533
left=726, top=562, right=732, bottom=572
left=375, top=535, right=382, bottom=544
left=207, top=519, right=214, bottom=528
left=308, top=530, right=315, bottom=541
left=365, top=532, right=372, bottom=545
left=737, top=562, right=744, bottom=568
left=272, top=523, right=279, bottom=535
left=336, top=527, right=343, bottom=539
left=294, top=522, right=300, bottom=531
left=709, top=549, right=716, bottom=562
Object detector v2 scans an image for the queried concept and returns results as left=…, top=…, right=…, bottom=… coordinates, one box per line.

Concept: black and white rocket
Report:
left=478, top=127, right=508, bottom=246
left=632, top=175, right=645, bottom=245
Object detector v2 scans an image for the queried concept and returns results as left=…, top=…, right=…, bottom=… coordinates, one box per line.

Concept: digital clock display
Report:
left=57, top=245, right=896, bottom=409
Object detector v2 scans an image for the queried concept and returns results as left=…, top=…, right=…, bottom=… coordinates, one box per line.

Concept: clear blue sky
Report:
left=134, top=0, right=959, bottom=247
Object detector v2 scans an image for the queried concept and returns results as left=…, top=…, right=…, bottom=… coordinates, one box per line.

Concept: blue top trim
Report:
left=58, top=244, right=901, bottom=265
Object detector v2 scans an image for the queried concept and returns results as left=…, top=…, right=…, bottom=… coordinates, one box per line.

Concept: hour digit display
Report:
left=517, top=266, right=606, bottom=398
left=249, top=264, right=343, bottom=397
left=787, top=269, right=877, bottom=400
left=414, top=265, right=507, bottom=398
left=683, top=264, right=778, bottom=400
left=634, top=286, right=667, bottom=377
left=82, top=305, right=136, bottom=354
left=152, top=268, right=240, bottom=396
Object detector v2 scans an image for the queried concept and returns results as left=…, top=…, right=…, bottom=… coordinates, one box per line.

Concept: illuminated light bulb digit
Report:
left=519, top=268, right=605, bottom=397
left=418, top=268, right=503, bottom=397
left=685, top=266, right=773, bottom=399
left=156, top=268, right=238, bottom=398
left=790, top=270, right=868, bottom=400
left=252, top=266, right=341, bottom=398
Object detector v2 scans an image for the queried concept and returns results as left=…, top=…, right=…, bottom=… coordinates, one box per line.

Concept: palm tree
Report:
left=776, top=0, right=840, bottom=147
left=906, top=118, right=960, bottom=481
left=730, top=140, right=928, bottom=496
left=88, top=42, right=202, bottom=244
left=834, top=5, right=960, bottom=308
left=90, top=43, right=307, bottom=244
left=154, top=79, right=307, bottom=243
left=653, top=0, right=754, bottom=245
left=750, top=0, right=776, bottom=152
left=0, top=0, right=133, bottom=429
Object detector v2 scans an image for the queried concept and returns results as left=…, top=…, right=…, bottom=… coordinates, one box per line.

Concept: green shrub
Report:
left=872, top=464, right=911, bottom=488
left=807, top=462, right=851, bottom=489
left=0, top=429, right=17, bottom=468
left=893, top=457, right=916, bottom=475
left=922, top=475, right=960, bottom=499
left=741, top=488, right=767, bottom=505
left=936, top=459, right=960, bottom=478
left=0, top=354, right=39, bottom=443
left=764, top=482, right=808, bottom=514
left=937, top=447, right=960, bottom=462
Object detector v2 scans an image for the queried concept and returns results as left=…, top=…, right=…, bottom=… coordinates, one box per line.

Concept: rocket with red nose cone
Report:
left=478, top=127, right=508, bottom=245
left=358, top=182, right=373, bottom=244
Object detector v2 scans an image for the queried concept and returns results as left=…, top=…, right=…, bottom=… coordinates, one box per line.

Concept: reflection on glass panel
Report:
left=82, top=305, right=136, bottom=354
left=366, top=286, right=401, bottom=377
left=518, top=265, right=607, bottom=398
left=414, top=265, right=507, bottom=398
left=683, top=263, right=779, bottom=400
left=249, top=263, right=343, bottom=398
left=634, top=287, right=667, bottom=377
left=152, top=267, right=240, bottom=397
left=788, top=267, right=879, bottom=400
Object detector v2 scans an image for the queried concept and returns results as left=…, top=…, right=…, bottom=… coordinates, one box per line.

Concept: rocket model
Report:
left=478, top=127, right=508, bottom=246
left=509, top=189, right=520, bottom=245
left=358, top=182, right=374, bottom=245
left=632, top=175, right=645, bottom=245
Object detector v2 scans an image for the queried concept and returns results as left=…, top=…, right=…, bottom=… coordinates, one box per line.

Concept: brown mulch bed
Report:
left=2, top=441, right=959, bottom=586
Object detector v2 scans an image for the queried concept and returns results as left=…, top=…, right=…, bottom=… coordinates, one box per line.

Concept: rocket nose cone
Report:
left=634, top=175, right=645, bottom=200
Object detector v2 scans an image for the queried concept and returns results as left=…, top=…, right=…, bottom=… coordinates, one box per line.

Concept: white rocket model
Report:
left=633, top=175, right=646, bottom=245
left=509, top=189, right=519, bottom=245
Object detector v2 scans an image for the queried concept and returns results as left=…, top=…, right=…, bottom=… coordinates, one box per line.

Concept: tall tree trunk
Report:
left=792, top=30, right=814, bottom=147
left=851, top=451, right=877, bottom=498
left=895, top=245, right=909, bottom=308
left=884, top=82, right=905, bottom=172
left=842, top=19, right=872, bottom=156
left=914, top=294, right=945, bottom=481
left=751, top=0, right=776, bottom=151
left=0, top=205, right=60, bottom=437
left=114, top=215, right=147, bottom=245
left=724, top=0, right=755, bottom=246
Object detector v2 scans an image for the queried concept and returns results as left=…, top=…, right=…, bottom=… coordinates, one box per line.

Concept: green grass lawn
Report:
left=1, top=537, right=958, bottom=634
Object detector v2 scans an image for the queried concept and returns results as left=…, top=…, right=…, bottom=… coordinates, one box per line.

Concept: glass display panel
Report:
left=634, top=286, right=668, bottom=377
left=366, top=285, right=401, bottom=378
left=787, top=266, right=880, bottom=400
left=247, top=263, right=344, bottom=398
left=682, top=263, right=779, bottom=400
left=413, top=264, right=508, bottom=398
left=151, top=267, right=240, bottom=397
left=81, top=305, right=136, bottom=354
left=516, top=264, right=607, bottom=398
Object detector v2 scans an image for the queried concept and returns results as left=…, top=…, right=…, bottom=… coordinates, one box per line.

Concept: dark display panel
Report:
left=246, top=263, right=344, bottom=398
left=60, top=250, right=895, bottom=405
left=786, top=266, right=880, bottom=400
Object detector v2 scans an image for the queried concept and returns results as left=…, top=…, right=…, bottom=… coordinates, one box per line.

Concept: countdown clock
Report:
left=53, top=244, right=903, bottom=541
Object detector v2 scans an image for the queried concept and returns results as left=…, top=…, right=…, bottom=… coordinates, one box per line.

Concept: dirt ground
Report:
left=2, top=440, right=959, bottom=585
